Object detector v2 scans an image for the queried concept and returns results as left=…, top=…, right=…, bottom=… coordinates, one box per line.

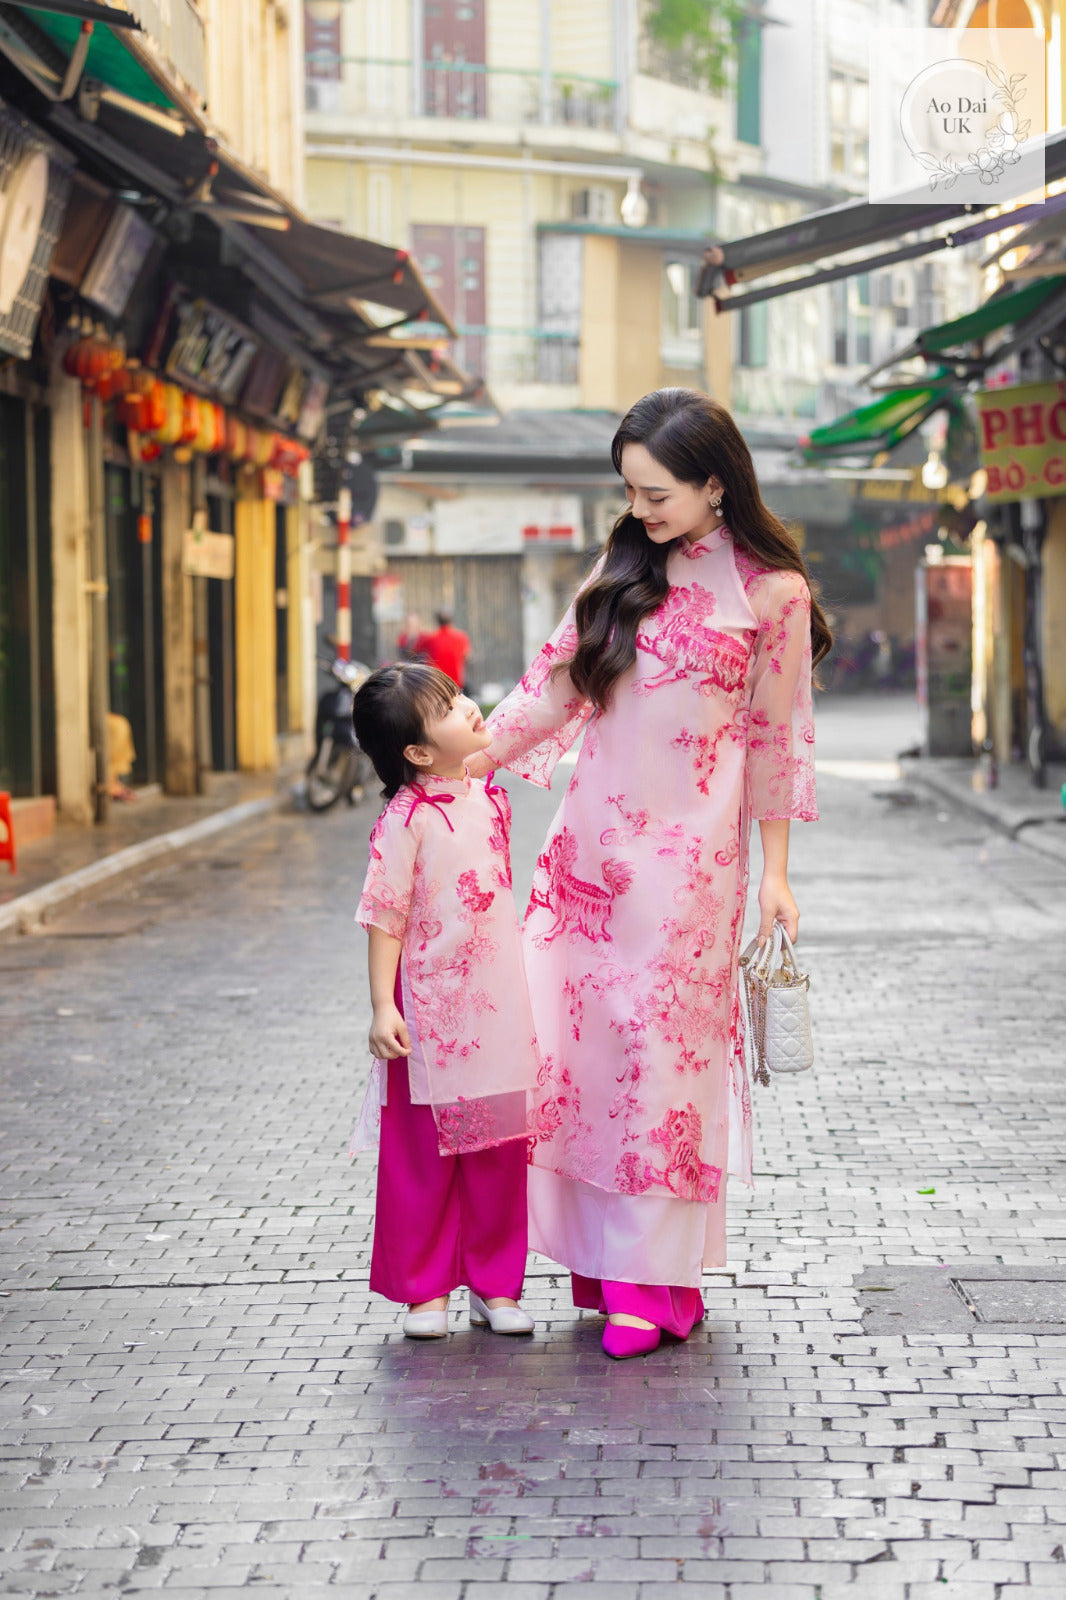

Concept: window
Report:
left=829, top=68, right=869, bottom=186
left=739, top=301, right=768, bottom=369
left=411, top=223, right=486, bottom=377
left=661, top=260, right=702, bottom=367
left=423, top=0, right=487, bottom=119
left=537, top=234, right=582, bottom=384
left=831, top=276, right=872, bottom=368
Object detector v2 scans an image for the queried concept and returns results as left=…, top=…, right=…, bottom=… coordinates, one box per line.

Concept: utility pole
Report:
left=336, top=485, right=352, bottom=662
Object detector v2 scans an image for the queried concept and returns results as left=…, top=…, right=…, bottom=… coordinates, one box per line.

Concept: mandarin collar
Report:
left=678, top=523, right=731, bottom=560
left=418, top=772, right=472, bottom=793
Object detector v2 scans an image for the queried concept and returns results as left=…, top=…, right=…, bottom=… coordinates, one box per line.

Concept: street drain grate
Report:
left=856, top=1264, right=1066, bottom=1334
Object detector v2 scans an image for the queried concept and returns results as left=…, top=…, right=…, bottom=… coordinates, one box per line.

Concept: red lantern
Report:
left=178, top=393, right=201, bottom=446
left=62, top=316, right=89, bottom=378
left=144, top=378, right=166, bottom=433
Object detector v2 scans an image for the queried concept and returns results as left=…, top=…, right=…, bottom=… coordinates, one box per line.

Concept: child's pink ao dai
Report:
left=355, top=774, right=540, bottom=1155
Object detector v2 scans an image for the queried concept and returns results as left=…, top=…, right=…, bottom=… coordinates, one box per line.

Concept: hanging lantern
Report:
left=144, top=377, right=166, bottom=433
left=192, top=399, right=216, bottom=453
left=128, top=429, right=162, bottom=465
left=153, top=383, right=184, bottom=445
left=226, top=414, right=247, bottom=460
left=62, top=315, right=90, bottom=378
left=178, top=392, right=201, bottom=446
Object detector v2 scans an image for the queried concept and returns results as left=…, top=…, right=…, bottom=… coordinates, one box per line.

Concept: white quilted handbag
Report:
left=738, top=922, right=814, bottom=1086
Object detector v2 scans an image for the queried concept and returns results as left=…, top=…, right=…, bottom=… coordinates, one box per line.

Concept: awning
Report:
left=247, top=213, right=457, bottom=337
left=901, top=277, right=1066, bottom=361
left=797, top=382, right=955, bottom=463
left=698, top=127, right=1066, bottom=310
left=865, top=276, right=1066, bottom=385
left=4, top=0, right=205, bottom=114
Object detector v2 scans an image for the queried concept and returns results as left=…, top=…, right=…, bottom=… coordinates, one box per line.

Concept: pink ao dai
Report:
left=485, top=526, right=817, bottom=1287
left=354, top=774, right=539, bottom=1156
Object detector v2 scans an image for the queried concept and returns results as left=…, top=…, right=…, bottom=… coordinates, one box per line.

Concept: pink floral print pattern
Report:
left=485, top=524, right=816, bottom=1277
left=527, top=827, right=634, bottom=947
left=356, top=774, right=540, bottom=1155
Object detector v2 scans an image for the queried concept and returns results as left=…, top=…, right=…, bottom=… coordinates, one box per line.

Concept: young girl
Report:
left=350, top=662, right=540, bottom=1340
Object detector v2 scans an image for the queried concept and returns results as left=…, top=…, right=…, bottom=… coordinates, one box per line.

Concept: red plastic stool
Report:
left=0, top=792, right=15, bottom=874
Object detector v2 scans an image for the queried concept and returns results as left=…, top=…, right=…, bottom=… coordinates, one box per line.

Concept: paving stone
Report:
left=2, top=700, right=1065, bottom=1594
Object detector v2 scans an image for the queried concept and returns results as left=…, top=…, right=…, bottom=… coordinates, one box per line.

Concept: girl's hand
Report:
left=757, top=874, right=799, bottom=946
left=464, top=751, right=493, bottom=781
left=369, top=1004, right=411, bottom=1060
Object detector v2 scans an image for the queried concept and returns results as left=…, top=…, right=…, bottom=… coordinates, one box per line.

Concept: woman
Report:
left=469, top=389, right=832, bottom=1359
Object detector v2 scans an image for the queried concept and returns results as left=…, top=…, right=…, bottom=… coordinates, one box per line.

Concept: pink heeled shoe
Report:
left=602, top=1318, right=661, bottom=1359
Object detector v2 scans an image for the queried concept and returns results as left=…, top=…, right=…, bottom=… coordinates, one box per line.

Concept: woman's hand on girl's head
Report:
left=369, top=1005, right=411, bottom=1060
left=464, top=750, right=492, bottom=781
left=757, top=874, right=799, bottom=946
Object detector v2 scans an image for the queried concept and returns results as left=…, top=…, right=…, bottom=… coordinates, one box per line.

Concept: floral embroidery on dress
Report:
left=484, top=778, right=513, bottom=887
left=355, top=776, right=540, bottom=1156
left=615, top=1104, right=722, bottom=1204
left=436, top=1095, right=500, bottom=1154
left=457, top=869, right=495, bottom=914
left=527, top=827, right=634, bottom=946
left=483, top=530, right=817, bottom=1211
left=635, top=583, right=749, bottom=696
left=599, top=794, right=684, bottom=854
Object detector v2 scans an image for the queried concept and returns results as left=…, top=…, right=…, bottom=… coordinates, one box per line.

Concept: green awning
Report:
left=799, top=383, right=952, bottom=462
left=918, top=277, right=1065, bottom=356
left=22, top=5, right=175, bottom=108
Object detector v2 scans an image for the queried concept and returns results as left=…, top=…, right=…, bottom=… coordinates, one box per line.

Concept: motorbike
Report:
left=305, top=656, right=373, bottom=812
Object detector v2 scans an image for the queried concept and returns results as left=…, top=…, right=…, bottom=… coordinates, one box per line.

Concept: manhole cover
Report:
left=957, top=1280, right=1066, bottom=1323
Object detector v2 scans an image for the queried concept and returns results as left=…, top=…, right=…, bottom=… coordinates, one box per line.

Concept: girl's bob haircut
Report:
left=352, top=662, right=458, bottom=800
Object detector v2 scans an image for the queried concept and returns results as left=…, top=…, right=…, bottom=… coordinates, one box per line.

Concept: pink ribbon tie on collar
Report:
left=484, top=771, right=508, bottom=830
left=404, top=786, right=456, bottom=832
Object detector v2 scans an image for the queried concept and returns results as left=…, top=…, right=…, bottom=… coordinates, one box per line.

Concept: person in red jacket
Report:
left=422, top=610, right=471, bottom=691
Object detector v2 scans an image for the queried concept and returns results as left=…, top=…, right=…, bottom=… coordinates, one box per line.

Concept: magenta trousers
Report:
left=571, top=1273, right=705, bottom=1338
left=369, top=1050, right=529, bottom=1307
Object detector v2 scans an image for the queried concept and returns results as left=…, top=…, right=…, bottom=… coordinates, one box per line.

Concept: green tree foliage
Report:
left=644, top=0, right=748, bottom=96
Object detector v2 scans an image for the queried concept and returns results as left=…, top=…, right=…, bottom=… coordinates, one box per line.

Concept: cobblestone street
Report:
left=2, top=694, right=1065, bottom=1599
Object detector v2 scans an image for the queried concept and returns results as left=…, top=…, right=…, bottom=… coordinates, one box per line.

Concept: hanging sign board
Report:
left=80, top=205, right=157, bottom=318
left=182, top=526, right=234, bottom=579
left=974, top=380, right=1066, bottom=502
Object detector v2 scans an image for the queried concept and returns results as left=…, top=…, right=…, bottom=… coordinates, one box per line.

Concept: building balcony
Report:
left=305, top=56, right=620, bottom=141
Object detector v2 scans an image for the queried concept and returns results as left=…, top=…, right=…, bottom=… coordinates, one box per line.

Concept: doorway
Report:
left=0, top=395, right=55, bottom=797
left=104, top=462, right=165, bottom=787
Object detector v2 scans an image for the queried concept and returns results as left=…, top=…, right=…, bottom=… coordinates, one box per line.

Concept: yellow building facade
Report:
left=303, top=0, right=737, bottom=418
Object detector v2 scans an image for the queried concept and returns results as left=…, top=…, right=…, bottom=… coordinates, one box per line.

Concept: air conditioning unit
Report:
left=570, top=185, right=613, bottom=224
left=305, top=80, right=341, bottom=113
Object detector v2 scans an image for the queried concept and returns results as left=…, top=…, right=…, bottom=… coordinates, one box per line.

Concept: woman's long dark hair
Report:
left=563, top=389, right=833, bottom=710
